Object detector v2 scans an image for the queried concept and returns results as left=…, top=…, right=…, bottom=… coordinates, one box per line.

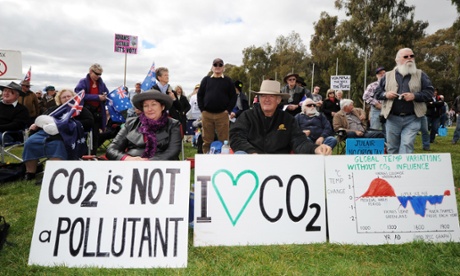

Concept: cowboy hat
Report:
left=20, top=80, right=33, bottom=87
left=132, top=89, right=173, bottom=110
left=0, top=81, right=23, bottom=94
left=254, top=80, right=290, bottom=100
left=283, top=72, right=299, bottom=83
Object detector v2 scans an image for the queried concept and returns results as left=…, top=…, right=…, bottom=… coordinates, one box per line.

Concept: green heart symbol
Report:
left=212, top=169, right=259, bottom=226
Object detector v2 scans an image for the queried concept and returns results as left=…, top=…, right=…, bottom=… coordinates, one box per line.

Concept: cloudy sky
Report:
left=1, top=0, right=457, bottom=95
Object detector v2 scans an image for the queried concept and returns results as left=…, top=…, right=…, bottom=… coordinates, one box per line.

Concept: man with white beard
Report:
left=374, top=48, right=434, bottom=154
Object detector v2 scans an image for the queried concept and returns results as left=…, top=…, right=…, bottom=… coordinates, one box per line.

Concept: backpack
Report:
left=209, top=140, right=223, bottom=154
left=0, top=163, right=26, bottom=184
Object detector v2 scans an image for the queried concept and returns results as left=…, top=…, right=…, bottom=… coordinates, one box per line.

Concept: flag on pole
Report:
left=141, top=61, right=156, bottom=91
left=23, top=66, right=31, bottom=83
left=106, top=85, right=132, bottom=123
left=48, top=90, right=88, bottom=159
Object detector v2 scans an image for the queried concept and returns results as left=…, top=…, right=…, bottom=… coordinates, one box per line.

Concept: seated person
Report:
left=97, top=118, right=122, bottom=148
left=333, top=99, right=384, bottom=139
left=0, top=82, right=29, bottom=144
left=23, top=89, right=93, bottom=180
left=106, top=90, right=182, bottom=161
left=295, top=98, right=337, bottom=149
left=229, top=80, right=331, bottom=155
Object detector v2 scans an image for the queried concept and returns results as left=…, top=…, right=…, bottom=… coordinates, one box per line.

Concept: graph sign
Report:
left=325, top=154, right=460, bottom=244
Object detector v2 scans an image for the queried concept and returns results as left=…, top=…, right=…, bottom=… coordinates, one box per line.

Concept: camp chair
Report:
left=1, top=130, right=28, bottom=163
left=335, top=128, right=347, bottom=155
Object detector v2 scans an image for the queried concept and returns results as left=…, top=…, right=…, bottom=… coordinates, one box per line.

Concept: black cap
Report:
left=235, top=80, right=243, bottom=91
left=375, top=67, right=385, bottom=75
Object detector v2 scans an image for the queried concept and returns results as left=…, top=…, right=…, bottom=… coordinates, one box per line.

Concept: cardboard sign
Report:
left=325, top=154, right=460, bottom=244
left=346, top=138, right=385, bottom=155
left=194, top=155, right=327, bottom=246
left=330, top=75, right=351, bottom=91
left=29, top=161, right=190, bottom=268
left=114, top=34, right=138, bottom=54
left=0, top=50, right=22, bottom=79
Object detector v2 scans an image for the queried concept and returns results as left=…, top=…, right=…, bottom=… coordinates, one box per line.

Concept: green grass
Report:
left=1, top=130, right=460, bottom=275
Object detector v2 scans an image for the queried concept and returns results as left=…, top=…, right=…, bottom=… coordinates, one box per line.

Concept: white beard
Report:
left=397, top=61, right=417, bottom=76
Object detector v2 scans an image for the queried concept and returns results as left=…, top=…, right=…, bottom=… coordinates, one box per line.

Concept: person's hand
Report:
left=125, top=156, right=148, bottom=161
left=230, top=112, right=236, bottom=119
left=99, top=93, right=107, bottom=101
left=315, top=137, right=324, bottom=145
left=359, top=114, right=366, bottom=120
left=288, top=104, right=297, bottom=111
left=401, top=92, right=415, bottom=101
left=303, top=130, right=311, bottom=136
left=316, top=100, right=323, bottom=106
left=29, top=124, right=38, bottom=131
left=355, top=130, right=364, bottom=137
left=374, top=102, right=382, bottom=109
left=385, top=91, right=398, bottom=99
left=314, top=144, right=332, bottom=155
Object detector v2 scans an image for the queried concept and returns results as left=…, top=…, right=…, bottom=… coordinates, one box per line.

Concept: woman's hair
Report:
left=175, top=85, right=183, bottom=95
left=326, top=89, right=335, bottom=96
left=55, top=89, right=76, bottom=105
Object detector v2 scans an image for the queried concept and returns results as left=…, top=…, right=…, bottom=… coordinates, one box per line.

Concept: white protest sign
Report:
left=193, top=155, right=327, bottom=246
left=29, top=161, right=190, bottom=268
left=330, top=75, right=351, bottom=91
left=0, top=50, right=22, bottom=80
left=325, top=154, right=460, bottom=245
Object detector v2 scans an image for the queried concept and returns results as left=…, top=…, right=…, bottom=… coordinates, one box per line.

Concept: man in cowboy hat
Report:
left=281, top=73, right=312, bottom=117
left=0, top=82, right=30, bottom=143
left=229, top=80, right=331, bottom=155
left=19, top=80, right=40, bottom=126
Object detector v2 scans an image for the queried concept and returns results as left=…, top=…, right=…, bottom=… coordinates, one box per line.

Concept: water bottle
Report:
left=221, top=140, right=231, bottom=154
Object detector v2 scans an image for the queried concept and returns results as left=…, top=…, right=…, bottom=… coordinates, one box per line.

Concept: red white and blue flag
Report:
left=141, top=61, right=156, bottom=91
left=106, top=85, right=132, bottom=123
left=23, top=66, right=31, bottom=82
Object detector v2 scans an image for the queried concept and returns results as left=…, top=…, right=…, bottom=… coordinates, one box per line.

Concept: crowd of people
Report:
left=0, top=48, right=459, bottom=183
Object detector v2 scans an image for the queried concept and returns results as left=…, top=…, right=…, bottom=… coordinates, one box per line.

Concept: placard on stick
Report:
left=325, top=154, right=460, bottom=244
left=194, top=155, right=327, bottom=246
left=29, top=161, right=190, bottom=268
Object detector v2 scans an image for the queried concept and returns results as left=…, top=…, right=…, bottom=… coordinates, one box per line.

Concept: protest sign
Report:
left=194, top=155, right=327, bottom=246
left=29, top=161, right=190, bottom=268
left=346, top=138, right=385, bottom=155
left=114, top=34, right=138, bottom=54
left=330, top=75, right=350, bottom=90
left=0, top=50, right=22, bottom=79
left=325, top=154, right=460, bottom=244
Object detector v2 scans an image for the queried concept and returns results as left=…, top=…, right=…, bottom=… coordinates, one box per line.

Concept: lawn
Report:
left=1, top=129, right=459, bottom=275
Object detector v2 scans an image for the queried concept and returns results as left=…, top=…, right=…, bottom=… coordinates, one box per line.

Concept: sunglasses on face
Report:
left=92, top=70, right=102, bottom=76
left=403, top=54, right=415, bottom=59
left=305, top=103, right=316, bottom=107
left=213, top=63, right=224, bottom=67
left=288, top=78, right=296, bottom=81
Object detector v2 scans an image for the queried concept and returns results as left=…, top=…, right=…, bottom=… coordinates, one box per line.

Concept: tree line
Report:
left=223, top=0, right=460, bottom=108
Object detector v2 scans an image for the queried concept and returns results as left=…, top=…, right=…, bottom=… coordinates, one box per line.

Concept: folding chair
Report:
left=1, top=130, right=28, bottom=163
left=335, top=128, right=347, bottom=155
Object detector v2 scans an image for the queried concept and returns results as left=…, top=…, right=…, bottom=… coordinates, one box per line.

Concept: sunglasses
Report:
left=288, top=78, right=296, bottom=81
left=403, top=54, right=415, bottom=59
left=92, top=70, right=102, bottom=76
left=305, top=104, right=316, bottom=107
left=213, top=63, right=224, bottom=67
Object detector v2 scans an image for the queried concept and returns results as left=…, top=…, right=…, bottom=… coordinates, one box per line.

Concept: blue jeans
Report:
left=369, top=105, right=382, bottom=130
left=453, top=114, right=460, bottom=142
left=385, top=114, right=421, bottom=154
left=309, top=136, right=337, bottom=149
left=420, top=116, right=430, bottom=149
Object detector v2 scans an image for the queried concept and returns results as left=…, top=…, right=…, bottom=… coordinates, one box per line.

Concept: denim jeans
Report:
left=385, top=114, right=421, bottom=154
left=308, top=136, right=337, bottom=149
left=419, top=116, right=430, bottom=149
left=369, top=105, right=382, bottom=130
left=453, top=114, right=460, bottom=142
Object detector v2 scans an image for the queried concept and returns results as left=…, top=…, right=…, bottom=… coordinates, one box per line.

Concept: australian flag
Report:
left=106, top=86, right=132, bottom=123
left=23, top=66, right=31, bottom=82
left=141, top=61, right=156, bottom=91
left=48, top=90, right=88, bottom=159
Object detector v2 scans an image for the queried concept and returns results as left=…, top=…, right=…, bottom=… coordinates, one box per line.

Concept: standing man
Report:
left=127, top=82, right=143, bottom=118
left=280, top=73, right=309, bottom=117
left=374, top=48, right=434, bottom=154
left=363, top=66, right=385, bottom=130
left=75, top=63, right=109, bottom=154
left=197, top=58, right=236, bottom=153
left=150, top=67, right=183, bottom=122
left=230, top=80, right=331, bottom=155
left=19, top=80, right=40, bottom=127
left=451, top=93, right=460, bottom=144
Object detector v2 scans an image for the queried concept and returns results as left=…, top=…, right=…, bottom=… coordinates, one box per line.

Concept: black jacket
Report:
left=229, top=104, right=318, bottom=154
left=106, top=116, right=181, bottom=160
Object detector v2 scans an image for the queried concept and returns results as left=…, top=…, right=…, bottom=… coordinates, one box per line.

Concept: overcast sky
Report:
left=1, top=0, right=457, bottom=95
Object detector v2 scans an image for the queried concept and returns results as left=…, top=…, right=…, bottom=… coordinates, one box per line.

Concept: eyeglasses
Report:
left=213, top=63, right=224, bottom=67
left=288, top=78, right=296, bottom=81
left=305, top=104, right=316, bottom=107
left=92, top=70, right=102, bottom=76
left=403, top=54, right=415, bottom=59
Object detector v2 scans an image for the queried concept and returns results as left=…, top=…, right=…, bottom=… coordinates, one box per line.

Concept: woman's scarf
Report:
left=138, top=112, right=168, bottom=158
